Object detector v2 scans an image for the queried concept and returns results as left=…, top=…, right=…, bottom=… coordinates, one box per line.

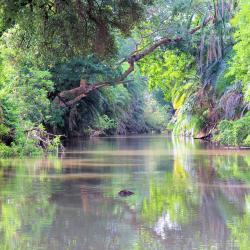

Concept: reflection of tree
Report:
left=0, top=160, right=56, bottom=250
left=196, top=154, right=250, bottom=250
left=215, top=154, right=250, bottom=183
left=227, top=195, right=250, bottom=250
left=138, top=148, right=250, bottom=249
left=0, top=142, right=250, bottom=250
left=141, top=158, right=198, bottom=228
left=133, top=228, right=163, bottom=250
left=79, top=186, right=167, bottom=250
left=213, top=155, right=250, bottom=250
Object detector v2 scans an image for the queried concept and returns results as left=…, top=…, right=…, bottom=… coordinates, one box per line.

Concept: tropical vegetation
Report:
left=0, top=0, right=250, bottom=156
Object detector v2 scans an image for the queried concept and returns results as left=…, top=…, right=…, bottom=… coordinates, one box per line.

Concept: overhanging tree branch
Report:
left=55, top=15, right=214, bottom=107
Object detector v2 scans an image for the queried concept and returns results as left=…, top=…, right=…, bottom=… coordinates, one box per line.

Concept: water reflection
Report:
left=0, top=160, right=56, bottom=250
left=0, top=136, right=250, bottom=249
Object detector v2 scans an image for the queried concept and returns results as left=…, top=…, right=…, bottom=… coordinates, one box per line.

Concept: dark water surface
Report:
left=1, top=135, right=250, bottom=250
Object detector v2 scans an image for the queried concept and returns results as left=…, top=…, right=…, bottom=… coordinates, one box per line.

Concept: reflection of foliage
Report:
left=141, top=159, right=198, bottom=226
left=215, top=154, right=250, bottom=183
left=0, top=161, right=56, bottom=250
left=212, top=155, right=250, bottom=250
left=133, top=227, right=162, bottom=250
left=228, top=195, right=250, bottom=250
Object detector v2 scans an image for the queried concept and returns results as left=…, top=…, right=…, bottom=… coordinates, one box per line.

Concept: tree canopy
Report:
left=0, top=0, right=250, bottom=156
left=0, top=0, right=151, bottom=60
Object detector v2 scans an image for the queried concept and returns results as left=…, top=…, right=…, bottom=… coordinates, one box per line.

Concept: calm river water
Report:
left=0, top=135, right=250, bottom=250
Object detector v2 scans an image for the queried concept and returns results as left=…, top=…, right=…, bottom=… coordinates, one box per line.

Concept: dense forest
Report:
left=0, top=0, right=249, bottom=157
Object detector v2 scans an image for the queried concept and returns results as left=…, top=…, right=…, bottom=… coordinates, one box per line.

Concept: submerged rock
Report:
left=118, top=190, right=134, bottom=197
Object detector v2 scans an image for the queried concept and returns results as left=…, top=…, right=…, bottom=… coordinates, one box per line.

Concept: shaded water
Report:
left=0, top=136, right=250, bottom=250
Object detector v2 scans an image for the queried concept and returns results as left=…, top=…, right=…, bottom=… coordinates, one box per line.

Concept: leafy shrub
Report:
left=227, top=0, right=250, bottom=103
left=10, top=124, right=43, bottom=156
left=0, top=40, right=59, bottom=156
left=244, top=135, right=250, bottom=146
left=47, top=135, right=62, bottom=154
left=93, top=115, right=117, bottom=131
left=144, top=111, right=165, bottom=132
left=0, top=124, right=10, bottom=138
left=215, top=67, right=234, bottom=97
left=0, top=143, right=12, bottom=158
left=173, top=114, right=205, bottom=137
left=215, top=113, right=250, bottom=146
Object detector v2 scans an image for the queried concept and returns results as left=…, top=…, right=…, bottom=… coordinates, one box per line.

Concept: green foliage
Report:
left=10, top=124, right=43, bottom=156
left=0, top=124, right=9, bottom=138
left=172, top=114, right=205, bottom=137
left=93, top=114, right=117, bottom=131
left=52, top=56, right=118, bottom=91
left=47, top=135, right=61, bottom=154
left=0, top=0, right=248, bottom=153
left=0, top=36, right=60, bottom=157
left=0, top=143, right=12, bottom=158
left=139, top=50, right=198, bottom=109
left=50, top=54, right=157, bottom=136
left=244, top=135, right=250, bottom=147
left=215, top=113, right=250, bottom=146
left=216, top=72, right=234, bottom=97
left=144, top=96, right=170, bottom=131
left=215, top=56, right=235, bottom=97
left=134, top=0, right=240, bottom=139
left=144, top=111, right=165, bottom=132
left=17, top=67, right=54, bottom=123
left=48, top=103, right=66, bottom=129
left=50, top=57, right=125, bottom=134
left=0, top=36, right=54, bottom=126
left=227, top=0, right=250, bottom=102
left=0, top=0, right=151, bottom=62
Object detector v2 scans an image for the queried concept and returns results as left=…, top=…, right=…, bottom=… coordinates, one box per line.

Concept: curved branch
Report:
left=55, top=15, right=214, bottom=107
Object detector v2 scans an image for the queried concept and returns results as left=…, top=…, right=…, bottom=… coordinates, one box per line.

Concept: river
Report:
left=0, top=135, right=250, bottom=250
